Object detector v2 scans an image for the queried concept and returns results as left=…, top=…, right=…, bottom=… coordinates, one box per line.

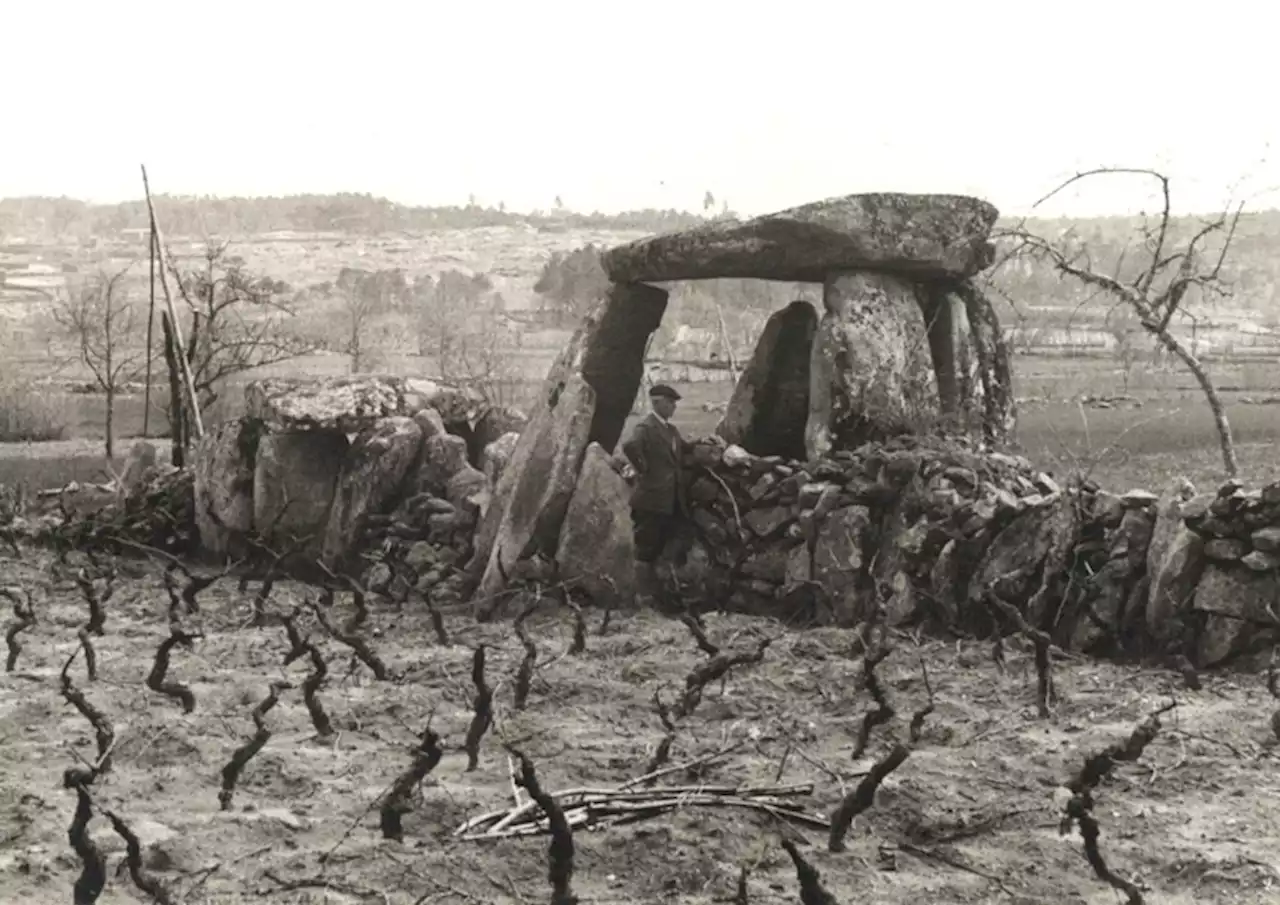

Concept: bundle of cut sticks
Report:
left=455, top=751, right=829, bottom=840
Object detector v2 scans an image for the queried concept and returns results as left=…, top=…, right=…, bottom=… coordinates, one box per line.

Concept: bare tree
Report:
left=51, top=265, right=154, bottom=459
left=1104, top=305, right=1144, bottom=394
left=164, top=242, right=319, bottom=448
left=333, top=266, right=406, bottom=373
left=997, top=168, right=1244, bottom=478
left=416, top=270, right=494, bottom=380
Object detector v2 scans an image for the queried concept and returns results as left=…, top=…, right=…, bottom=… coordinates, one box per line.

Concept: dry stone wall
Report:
left=647, top=435, right=1279, bottom=670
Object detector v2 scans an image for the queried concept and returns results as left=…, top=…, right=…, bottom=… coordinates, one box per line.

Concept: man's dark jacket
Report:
left=620, top=412, right=687, bottom=514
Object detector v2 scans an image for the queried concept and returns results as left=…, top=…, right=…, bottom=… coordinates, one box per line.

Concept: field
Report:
left=3, top=350, right=1280, bottom=497
left=1, top=545, right=1278, bottom=905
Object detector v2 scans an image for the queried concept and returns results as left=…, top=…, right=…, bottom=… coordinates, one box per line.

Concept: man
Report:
left=620, top=384, right=688, bottom=609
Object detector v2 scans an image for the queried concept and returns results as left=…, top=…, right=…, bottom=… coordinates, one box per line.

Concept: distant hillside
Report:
left=0, top=194, right=719, bottom=243
left=3, top=193, right=1279, bottom=347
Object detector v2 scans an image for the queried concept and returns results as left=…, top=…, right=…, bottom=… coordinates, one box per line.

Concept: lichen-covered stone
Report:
left=555, top=442, right=637, bottom=607
left=471, top=373, right=597, bottom=617
left=601, top=192, right=999, bottom=283
left=193, top=420, right=259, bottom=557
left=244, top=375, right=482, bottom=434
left=806, top=271, right=939, bottom=459
left=1193, top=566, right=1280, bottom=665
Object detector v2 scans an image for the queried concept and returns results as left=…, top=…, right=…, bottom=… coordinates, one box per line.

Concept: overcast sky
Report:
left=2, top=1, right=1273, bottom=219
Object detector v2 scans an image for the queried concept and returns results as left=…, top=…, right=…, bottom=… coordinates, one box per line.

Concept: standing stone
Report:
left=193, top=421, right=260, bottom=557
left=253, top=431, right=349, bottom=558
left=951, top=280, right=1017, bottom=446
left=321, top=416, right=424, bottom=567
left=555, top=442, right=637, bottom=607
left=806, top=271, right=939, bottom=459
left=580, top=281, right=668, bottom=453
left=471, top=373, right=597, bottom=618
left=716, top=300, right=817, bottom=461
left=466, top=284, right=665, bottom=610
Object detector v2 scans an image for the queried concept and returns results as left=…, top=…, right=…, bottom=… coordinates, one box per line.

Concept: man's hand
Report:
left=621, top=463, right=637, bottom=482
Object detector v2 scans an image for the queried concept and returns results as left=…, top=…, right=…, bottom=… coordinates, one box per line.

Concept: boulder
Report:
left=806, top=270, right=939, bottom=459
left=554, top=442, right=637, bottom=607
left=470, top=405, right=528, bottom=465
left=600, top=192, right=999, bottom=283
left=253, top=430, right=349, bottom=558
left=244, top=375, right=482, bottom=434
left=716, top=300, right=818, bottom=461
left=413, top=433, right=472, bottom=497
left=968, top=496, right=1075, bottom=619
left=1145, top=481, right=1195, bottom=580
left=193, top=420, right=260, bottom=557
left=412, top=406, right=449, bottom=442
left=1145, top=527, right=1206, bottom=647
left=445, top=465, right=489, bottom=527
left=470, top=372, right=597, bottom=617
left=402, top=377, right=485, bottom=425
left=321, top=416, right=424, bottom=566
left=481, top=432, right=521, bottom=487
left=812, top=505, right=872, bottom=623
left=1193, top=566, right=1280, bottom=666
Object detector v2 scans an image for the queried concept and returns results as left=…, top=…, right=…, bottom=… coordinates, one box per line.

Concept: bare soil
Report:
left=1, top=546, right=1279, bottom=905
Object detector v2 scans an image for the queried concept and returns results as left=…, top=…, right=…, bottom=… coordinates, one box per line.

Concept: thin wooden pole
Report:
left=142, top=226, right=156, bottom=438
left=141, top=164, right=204, bottom=440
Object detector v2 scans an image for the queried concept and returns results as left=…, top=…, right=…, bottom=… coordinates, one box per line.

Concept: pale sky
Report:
left=2, top=1, right=1275, bottom=219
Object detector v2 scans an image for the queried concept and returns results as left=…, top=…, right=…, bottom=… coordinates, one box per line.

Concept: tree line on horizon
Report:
left=0, top=193, right=728, bottom=242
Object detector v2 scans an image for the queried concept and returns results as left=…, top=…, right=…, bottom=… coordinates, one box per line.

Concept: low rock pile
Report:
left=656, top=436, right=1279, bottom=669
left=188, top=376, right=527, bottom=575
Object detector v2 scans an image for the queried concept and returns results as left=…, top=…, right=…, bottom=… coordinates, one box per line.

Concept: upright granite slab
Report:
left=466, top=285, right=667, bottom=614
left=192, top=419, right=260, bottom=557
left=806, top=270, right=939, bottom=459
left=601, top=192, right=999, bottom=284
left=716, top=300, right=817, bottom=461
left=471, top=373, right=597, bottom=619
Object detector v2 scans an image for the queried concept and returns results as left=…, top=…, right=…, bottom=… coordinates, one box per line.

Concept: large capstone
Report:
left=601, top=193, right=999, bottom=284
left=806, top=270, right=939, bottom=459
left=245, top=375, right=483, bottom=434
left=716, top=300, right=817, bottom=461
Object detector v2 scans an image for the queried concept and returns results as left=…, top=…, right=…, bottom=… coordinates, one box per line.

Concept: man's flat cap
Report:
left=648, top=384, right=681, bottom=401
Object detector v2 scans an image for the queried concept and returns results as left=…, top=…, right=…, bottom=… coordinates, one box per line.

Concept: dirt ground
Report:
left=1, top=546, right=1279, bottom=905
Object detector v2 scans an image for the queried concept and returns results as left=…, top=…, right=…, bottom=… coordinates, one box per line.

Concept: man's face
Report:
left=653, top=396, right=677, bottom=420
